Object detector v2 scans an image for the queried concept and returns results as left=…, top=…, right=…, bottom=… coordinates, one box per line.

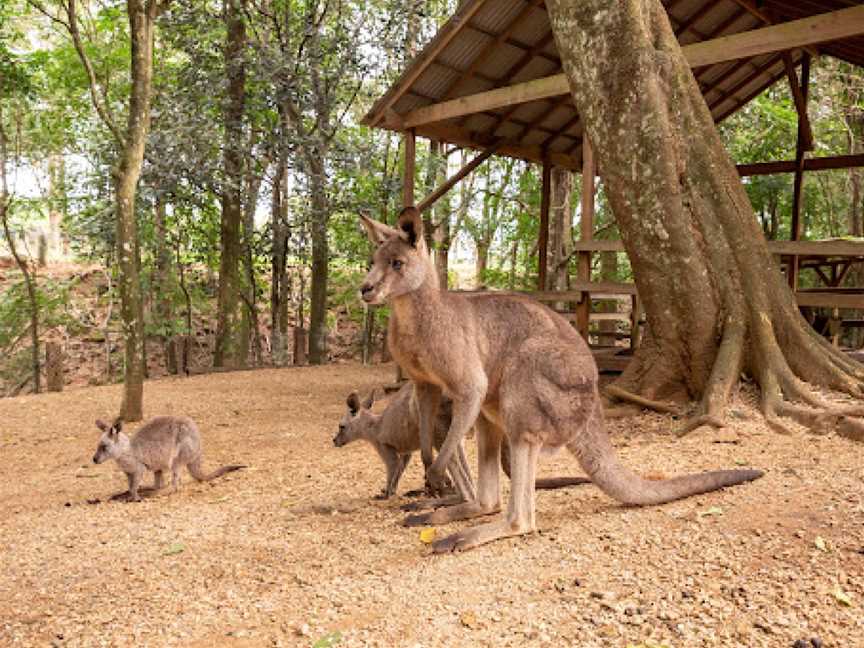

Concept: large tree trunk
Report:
left=474, top=241, right=488, bottom=287
left=214, top=0, right=246, bottom=368
left=47, top=155, right=66, bottom=259
left=547, top=0, right=864, bottom=436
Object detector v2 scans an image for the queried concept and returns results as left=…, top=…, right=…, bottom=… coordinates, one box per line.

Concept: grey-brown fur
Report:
left=334, top=382, right=590, bottom=499
left=334, top=385, right=476, bottom=502
left=92, top=416, right=245, bottom=501
left=358, top=208, right=763, bottom=553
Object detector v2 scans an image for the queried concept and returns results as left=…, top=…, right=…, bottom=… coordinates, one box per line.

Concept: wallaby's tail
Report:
left=188, top=459, right=246, bottom=482
left=535, top=476, right=592, bottom=490
left=568, top=405, right=762, bottom=506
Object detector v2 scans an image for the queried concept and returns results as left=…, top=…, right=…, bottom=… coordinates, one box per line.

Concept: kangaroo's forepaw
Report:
left=373, top=491, right=391, bottom=501
left=402, top=488, right=425, bottom=498
left=400, top=501, right=425, bottom=512
left=403, top=512, right=433, bottom=527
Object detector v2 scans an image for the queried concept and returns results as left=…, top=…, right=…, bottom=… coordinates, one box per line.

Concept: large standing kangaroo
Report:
left=358, top=208, right=763, bottom=553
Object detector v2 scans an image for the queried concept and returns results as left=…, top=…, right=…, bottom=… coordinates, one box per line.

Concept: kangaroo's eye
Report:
left=391, top=259, right=403, bottom=270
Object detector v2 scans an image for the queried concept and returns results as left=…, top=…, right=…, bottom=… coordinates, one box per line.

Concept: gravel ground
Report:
left=0, top=362, right=861, bottom=647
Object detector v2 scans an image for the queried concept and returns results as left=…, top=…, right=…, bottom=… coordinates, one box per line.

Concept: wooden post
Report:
left=45, top=342, right=64, bottom=392
left=396, top=129, right=417, bottom=383
left=789, top=53, right=811, bottom=290
left=576, top=138, right=595, bottom=341
left=403, top=129, right=416, bottom=208
left=537, top=160, right=551, bottom=290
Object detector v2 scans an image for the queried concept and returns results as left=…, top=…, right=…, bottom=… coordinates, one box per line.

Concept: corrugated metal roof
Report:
left=363, top=0, right=864, bottom=170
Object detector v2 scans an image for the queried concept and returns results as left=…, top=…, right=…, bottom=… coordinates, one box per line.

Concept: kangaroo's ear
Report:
left=346, top=391, right=361, bottom=415
left=95, top=419, right=108, bottom=432
left=397, top=207, right=423, bottom=248
left=359, top=212, right=400, bottom=247
left=112, top=417, right=124, bottom=434
left=362, top=389, right=376, bottom=410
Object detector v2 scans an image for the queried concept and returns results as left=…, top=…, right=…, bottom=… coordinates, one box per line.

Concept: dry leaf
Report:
left=698, top=506, right=723, bottom=517
left=814, top=536, right=828, bottom=552
left=163, top=542, right=185, bottom=556
left=419, top=527, right=437, bottom=544
left=460, top=611, right=479, bottom=629
left=832, top=589, right=852, bottom=607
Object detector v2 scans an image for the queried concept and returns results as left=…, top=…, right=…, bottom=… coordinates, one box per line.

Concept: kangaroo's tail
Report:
left=535, top=476, right=592, bottom=490
left=568, top=404, right=762, bottom=506
left=188, top=459, right=246, bottom=482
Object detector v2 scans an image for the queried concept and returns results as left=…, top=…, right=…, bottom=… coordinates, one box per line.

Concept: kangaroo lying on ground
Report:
left=334, top=382, right=590, bottom=500
left=92, top=416, right=245, bottom=501
left=358, top=208, right=763, bottom=553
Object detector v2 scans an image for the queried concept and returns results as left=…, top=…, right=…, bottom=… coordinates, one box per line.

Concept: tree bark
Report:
left=0, top=109, right=40, bottom=394
left=214, top=0, right=246, bottom=369
left=307, top=155, right=329, bottom=364
left=270, top=159, right=289, bottom=366
left=114, top=0, right=166, bottom=421
left=153, top=197, right=176, bottom=373
left=546, top=0, right=864, bottom=435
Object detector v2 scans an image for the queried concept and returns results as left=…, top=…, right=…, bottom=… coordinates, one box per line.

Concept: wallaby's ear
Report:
left=95, top=419, right=108, bottom=432
left=346, top=391, right=361, bottom=415
left=362, top=390, right=376, bottom=410
left=111, top=417, right=123, bottom=435
left=359, top=212, right=400, bottom=247
left=397, top=207, right=423, bottom=248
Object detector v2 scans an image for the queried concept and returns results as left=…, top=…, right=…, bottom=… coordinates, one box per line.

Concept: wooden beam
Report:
left=576, top=139, right=595, bottom=340
left=403, top=129, right=416, bottom=207
left=569, top=239, right=864, bottom=257
left=737, top=153, right=864, bottom=175
left=783, top=52, right=814, bottom=151
left=401, top=6, right=864, bottom=129
left=795, top=292, right=864, bottom=309
left=789, top=53, right=811, bottom=289
left=538, top=160, right=551, bottom=290
left=403, top=75, right=570, bottom=129
left=417, top=143, right=499, bottom=213
left=415, top=121, right=581, bottom=170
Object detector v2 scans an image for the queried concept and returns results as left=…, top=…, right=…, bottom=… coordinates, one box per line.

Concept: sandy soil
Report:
left=0, top=362, right=861, bottom=647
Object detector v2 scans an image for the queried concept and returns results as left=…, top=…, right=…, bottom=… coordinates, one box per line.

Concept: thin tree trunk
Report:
left=154, top=198, right=176, bottom=373
left=0, top=110, right=40, bottom=394
left=547, top=0, right=864, bottom=436
left=214, top=0, right=246, bottom=369
left=270, top=160, right=289, bottom=365
left=307, top=156, right=329, bottom=364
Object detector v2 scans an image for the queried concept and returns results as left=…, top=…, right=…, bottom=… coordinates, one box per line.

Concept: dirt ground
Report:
left=0, top=362, right=861, bottom=647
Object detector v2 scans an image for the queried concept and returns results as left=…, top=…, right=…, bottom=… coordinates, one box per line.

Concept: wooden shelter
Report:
left=362, top=0, right=864, bottom=355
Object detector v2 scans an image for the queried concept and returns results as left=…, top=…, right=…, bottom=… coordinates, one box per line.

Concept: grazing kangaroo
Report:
left=92, top=416, right=245, bottom=502
left=334, top=386, right=476, bottom=502
left=358, top=208, right=763, bottom=553
left=334, top=382, right=590, bottom=499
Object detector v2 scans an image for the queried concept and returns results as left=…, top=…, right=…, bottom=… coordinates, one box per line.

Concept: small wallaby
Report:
left=334, top=385, right=475, bottom=501
left=333, top=382, right=590, bottom=500
left=92, top=416, right=245, bottom=501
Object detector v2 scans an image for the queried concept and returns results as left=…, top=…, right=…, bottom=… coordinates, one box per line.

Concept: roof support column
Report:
left=789, top=53, right=811, bottom=290
left=576, top=138, right=595, bottom=341
left=403, top=129, right=416, bottom=208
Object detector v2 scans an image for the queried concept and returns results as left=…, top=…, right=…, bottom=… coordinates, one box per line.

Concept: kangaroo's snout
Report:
left=360, top=283, right=374, bottom=302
